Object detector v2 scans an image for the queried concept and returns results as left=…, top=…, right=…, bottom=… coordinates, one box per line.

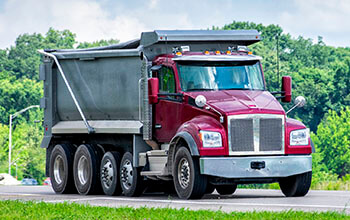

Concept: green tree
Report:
left=0, top=124, right=9, bottom=173
left=0, top=78, right=42, bottom=124
left=77, top=39, right=119, bottom=49
left=314, top=107, right=350, bottom=177
left=288, top=67, right=335, bottom=131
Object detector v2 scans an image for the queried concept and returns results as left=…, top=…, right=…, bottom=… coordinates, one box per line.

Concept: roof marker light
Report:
left=237, top=46, right=249, bottom=52
left=215, top=50, right=221, bottom=55
left=226, top=51, right=231, bottom=55
left=181, top=46, right=190, bottom=52
left=176, top=51, right=182, bottom=56
left=204, top=51, right=210, bottom=55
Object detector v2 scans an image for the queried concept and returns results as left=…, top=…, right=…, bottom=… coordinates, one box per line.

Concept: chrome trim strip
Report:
left=200, top=155, right=312, bottom=178
left=227, top=114, right=285, bottom=155
left=52, top=120, right=142, bottom=134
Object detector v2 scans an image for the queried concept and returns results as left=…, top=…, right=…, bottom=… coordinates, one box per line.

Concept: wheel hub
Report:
left=121, top=159, right=133, bottom=190
left=77, top=155, right=89, bottom=185
left=53, top=155, right=64, bottom=184
left=178, top=158, right=190, bottom=189
left=101, top=159, right=114, bottom=189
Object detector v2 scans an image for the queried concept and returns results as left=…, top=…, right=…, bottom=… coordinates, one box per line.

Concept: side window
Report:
left=158, top=67, right=175, bottom=93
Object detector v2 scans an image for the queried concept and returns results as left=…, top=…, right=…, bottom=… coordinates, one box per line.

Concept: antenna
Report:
left=276, top=34, right=280, bottom=89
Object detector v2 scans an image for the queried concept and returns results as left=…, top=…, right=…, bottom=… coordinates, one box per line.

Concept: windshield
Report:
left=177, top=61, right=265, bottom=92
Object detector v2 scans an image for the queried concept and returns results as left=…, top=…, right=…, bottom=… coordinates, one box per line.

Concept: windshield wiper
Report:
left=186, top=88, right=215, bottom=91
left=224, top=88, right=252, bottom=90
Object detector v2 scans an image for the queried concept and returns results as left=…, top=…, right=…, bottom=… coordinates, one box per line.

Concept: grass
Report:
left=0, top=200, right=349, bottom=220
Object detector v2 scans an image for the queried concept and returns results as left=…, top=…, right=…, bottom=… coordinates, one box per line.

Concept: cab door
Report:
left=153, top=66, right=183, bottom=142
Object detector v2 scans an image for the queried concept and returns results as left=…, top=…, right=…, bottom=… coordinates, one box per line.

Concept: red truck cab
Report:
left=149, top=49, right=312, bottom=198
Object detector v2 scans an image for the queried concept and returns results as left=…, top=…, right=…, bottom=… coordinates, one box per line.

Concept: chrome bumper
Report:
left=199, top=155, right=312, bottom=178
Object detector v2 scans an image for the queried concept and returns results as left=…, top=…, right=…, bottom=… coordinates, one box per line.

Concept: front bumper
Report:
left=200, top=155, right=312, bottom=178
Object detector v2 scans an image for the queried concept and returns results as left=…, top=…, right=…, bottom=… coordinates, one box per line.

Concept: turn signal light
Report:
left=248, top=51, right=253, bottom=55
left=176, top=51, right=182, bottom=56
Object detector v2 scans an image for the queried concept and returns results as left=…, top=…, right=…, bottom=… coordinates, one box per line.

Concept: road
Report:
left=0, top=186, right=349, bottom=213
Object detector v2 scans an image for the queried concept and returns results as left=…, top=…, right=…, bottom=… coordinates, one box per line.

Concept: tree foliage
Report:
left=313, top=107, right=350, bottom=177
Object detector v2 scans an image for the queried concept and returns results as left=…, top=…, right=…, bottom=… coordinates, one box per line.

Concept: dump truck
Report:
left=38, top=30, right=313, bottom=199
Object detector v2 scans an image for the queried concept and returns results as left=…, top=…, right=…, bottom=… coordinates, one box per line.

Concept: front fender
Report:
left=171, top=115, right=228, bottom=156
left=170, top=131, right=200, bottom=156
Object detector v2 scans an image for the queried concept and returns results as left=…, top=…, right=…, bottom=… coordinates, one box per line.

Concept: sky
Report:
left=0, top=0, right=349, bottom=49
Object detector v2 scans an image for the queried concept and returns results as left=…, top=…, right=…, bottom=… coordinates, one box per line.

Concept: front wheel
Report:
left=173, top=146, right=207, bottom=199
left=279, top=171, right=312, bottom=197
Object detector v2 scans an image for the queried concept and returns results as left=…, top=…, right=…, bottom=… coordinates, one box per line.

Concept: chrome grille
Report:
left=230, top=119, right=254, bottom=152
left=228, top=114, right=284, bottom=155
left=259, top=118, right=282, bottom=151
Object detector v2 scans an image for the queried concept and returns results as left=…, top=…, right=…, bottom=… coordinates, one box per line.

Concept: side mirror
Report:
left=294, top=96, right=306, bottom=107
left=148, top=78, right=159, bottom=104
left=286, top=96, right=306, bottom=114
left=281, top=76, right=292, bottom=103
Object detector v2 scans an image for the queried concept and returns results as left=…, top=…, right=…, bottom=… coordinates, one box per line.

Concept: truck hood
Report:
left=187, top=90, right=285, bottom=115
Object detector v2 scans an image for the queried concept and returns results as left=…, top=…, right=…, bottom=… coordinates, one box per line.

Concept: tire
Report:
left=100, top=151, right=122, bottom=196
left=73, top=144, right=101, bottom=195
left=279, top=171, right=312, bottom=197
left=120, top=152, right=145, bottom=197
left=215, top=184, right=237, bottom=195
left=49, top=144, right=76, bottom=194
left=173, top=146, right=207, bottom=199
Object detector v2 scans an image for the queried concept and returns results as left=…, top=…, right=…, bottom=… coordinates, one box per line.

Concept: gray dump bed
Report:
left=39, top=30, right=260, bottom=146
left=54, top=48, right=142, bottom=122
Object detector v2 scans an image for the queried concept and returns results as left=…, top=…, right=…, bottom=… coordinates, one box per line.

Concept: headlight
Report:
left=290, top=128, right=309, bottom=146
left=199, top=131, right=222, bottom=148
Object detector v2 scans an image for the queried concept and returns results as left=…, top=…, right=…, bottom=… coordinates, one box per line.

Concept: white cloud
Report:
left=280, top=0, right=350, bottom=46
left=0, top=0, right=349, bottom=49
left=0, top=0, right=146, bottom=48
left=149, top=0, right=159, bottom=9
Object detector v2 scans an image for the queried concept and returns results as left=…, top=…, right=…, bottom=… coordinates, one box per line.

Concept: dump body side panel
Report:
left=53, top=50, right=142, bottom=121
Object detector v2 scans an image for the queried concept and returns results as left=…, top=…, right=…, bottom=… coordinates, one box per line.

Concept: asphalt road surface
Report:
left=0, top=186, right=349, bottom=213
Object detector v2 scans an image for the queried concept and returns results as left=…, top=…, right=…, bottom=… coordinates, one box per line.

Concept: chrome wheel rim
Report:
left=121, top=159, right=133, bottom=190
left=178, top=158, right=190, bottom=189
left=77, top=155, right=89, bottom=185
left=101, top=159, right=114, bottom=189
left=53, top=155, right=64, bottom=184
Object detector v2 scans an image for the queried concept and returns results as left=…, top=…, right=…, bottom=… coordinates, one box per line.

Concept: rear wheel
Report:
left=120, top=152, right=145, bottom=197
left=215, top=184, right=237, bottom=195
left=50, top=144, right=76, bottom=194
left=73, top=144, right=102, bottom=195
left=279, top=171, right=312, bottom=197
left=100, top=151, right=122, bottom=196
left=173, top=146, right=207, bottom=199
